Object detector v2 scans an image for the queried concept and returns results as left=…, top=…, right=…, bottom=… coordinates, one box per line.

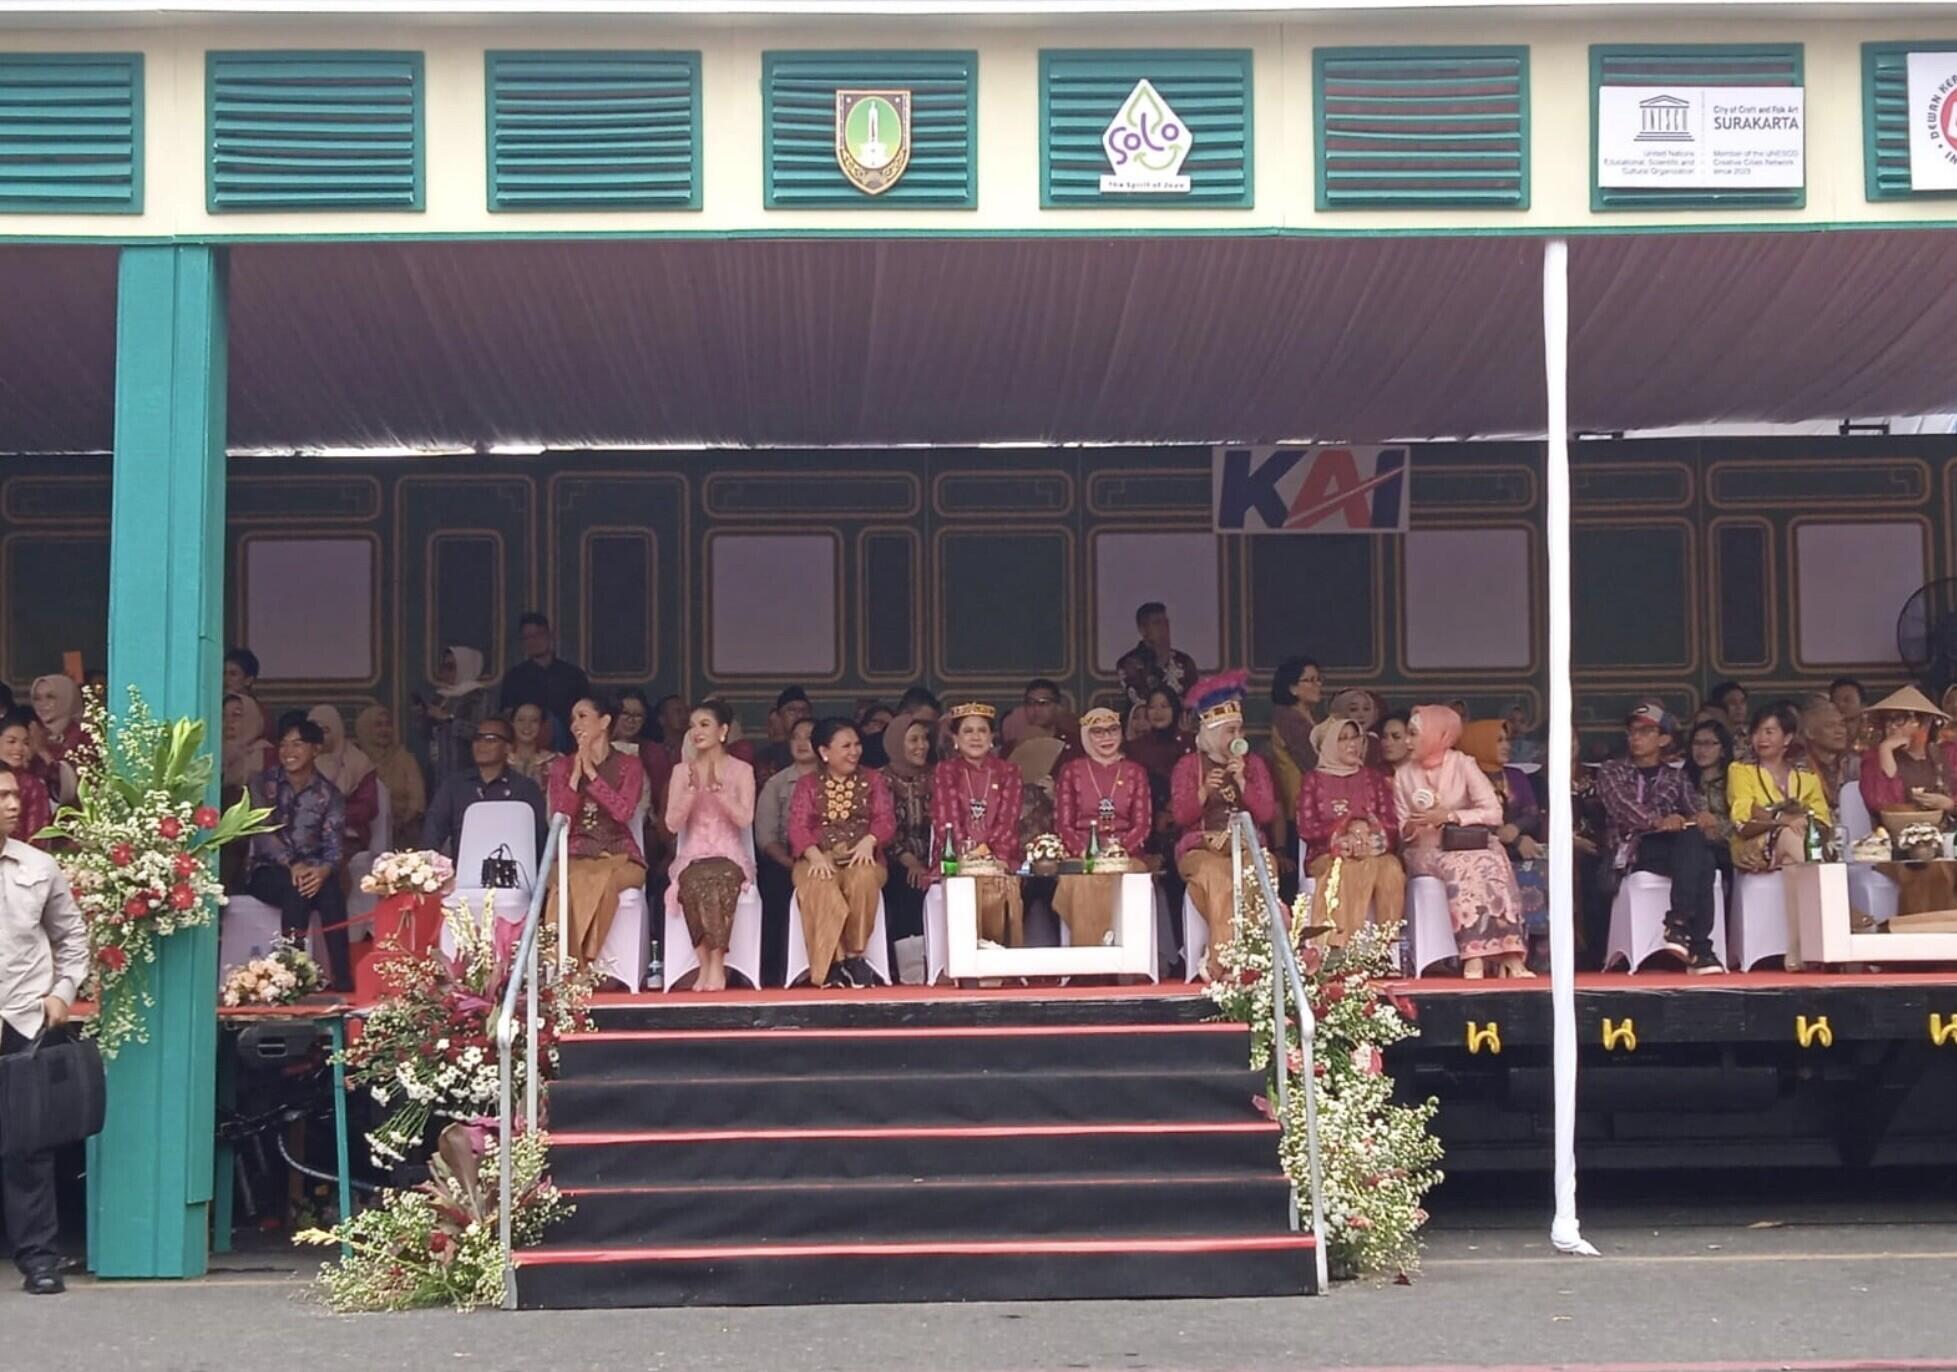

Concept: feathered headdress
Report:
left=1187, top=670, right=1249, bottom=728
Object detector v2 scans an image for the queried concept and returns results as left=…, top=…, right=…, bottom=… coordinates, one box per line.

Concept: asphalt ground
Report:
left=8, top=1172, right=1957, bottom=1372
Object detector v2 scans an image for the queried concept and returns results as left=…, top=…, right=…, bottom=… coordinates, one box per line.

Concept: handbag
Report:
left=1440, top=824, right=1492, bottom=852
left=0, top=1028, right=106, bottom=1159
left=480, top=843, right=521, bottom=890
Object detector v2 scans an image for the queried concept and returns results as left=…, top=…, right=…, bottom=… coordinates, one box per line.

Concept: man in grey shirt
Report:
left=0, top=759, right=87, bottom=1294
left=753, top=716, right=815, bottom=987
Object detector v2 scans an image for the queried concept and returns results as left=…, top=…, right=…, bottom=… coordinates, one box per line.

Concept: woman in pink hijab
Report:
left=1392, top=704, right=1531, bottom=978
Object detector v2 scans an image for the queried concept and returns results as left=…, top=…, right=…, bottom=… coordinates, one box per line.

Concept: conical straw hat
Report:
left=1867, top=684, right=1949, bottom=721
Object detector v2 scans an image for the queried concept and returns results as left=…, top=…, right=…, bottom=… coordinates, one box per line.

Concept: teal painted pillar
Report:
left=90, top=245, right=228, bottom=1279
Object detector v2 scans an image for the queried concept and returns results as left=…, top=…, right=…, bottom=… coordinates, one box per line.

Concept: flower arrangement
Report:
left=297, top=1126, right=571, bottom=1312
left=1025, top=832, right=1066, bottom=875
left=339, top=899, right=595, bottom=1164
left=220, top=936, right=322, bottom=1008
left=1206, top=855, right=1442, bottom=1278
left=41, top=687, right=275, bottom=1058
left=360, top=849, right=456, bottom=898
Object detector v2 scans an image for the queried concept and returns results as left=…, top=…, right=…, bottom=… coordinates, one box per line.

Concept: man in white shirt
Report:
left=0, top=759, right=87, bottom=1294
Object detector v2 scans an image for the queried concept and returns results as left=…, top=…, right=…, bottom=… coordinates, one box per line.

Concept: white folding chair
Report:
left=218, top=894, right=283, bottom=982
left=1404, top=875, right=1457, bottom=976
left=1730, top=871, right=1792, bottom=971
left=442, top=800, right=541, bottom=958
left=1837, top=779, right=1901, bottom=927
left=923, top=882, right=950, bottom=985
left=785, top=893, right=891, bottom=987
left=1605, top=870, right=1729, bottom=971
left=593, top=888, right=651, bottom=991
left=663, top=886, right=764, bottom=991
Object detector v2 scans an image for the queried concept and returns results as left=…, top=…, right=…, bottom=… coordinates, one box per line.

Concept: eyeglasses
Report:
left=1026, top=696, right=1059, bottom=707
left=474, top=732, right=513, bottom=743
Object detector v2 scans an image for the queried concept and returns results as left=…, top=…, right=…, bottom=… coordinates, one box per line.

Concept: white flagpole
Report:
left=1544, top=237, right=1597, bottom=1258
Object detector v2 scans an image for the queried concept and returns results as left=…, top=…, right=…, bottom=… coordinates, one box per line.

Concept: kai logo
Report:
left=1212, top=446, right=1410, bottom=535
left=1100, top=79, right=1193, bottom=194
left=836, top=89, right=912, bottom=195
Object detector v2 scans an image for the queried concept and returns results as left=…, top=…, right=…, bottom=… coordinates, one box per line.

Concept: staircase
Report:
left=512, top=989, right=1318, bottom=1307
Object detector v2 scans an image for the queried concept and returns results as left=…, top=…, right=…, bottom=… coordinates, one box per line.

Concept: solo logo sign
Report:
left=1101, top=79, right=1193, bottom=193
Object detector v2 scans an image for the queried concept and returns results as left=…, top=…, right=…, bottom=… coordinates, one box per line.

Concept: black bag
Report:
left=1440, top=824, right=1493, bottom=852
left=0, top=1029, right=106, bottom=1159
left=480, top=843, right=521, bottom=890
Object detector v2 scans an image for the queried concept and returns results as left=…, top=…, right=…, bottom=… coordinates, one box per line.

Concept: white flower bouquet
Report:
left=360, top=849, right=456, bottom=897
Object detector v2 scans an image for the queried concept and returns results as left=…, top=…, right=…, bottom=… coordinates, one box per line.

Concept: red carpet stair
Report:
left=514, top=991, right=1317, bottom=1307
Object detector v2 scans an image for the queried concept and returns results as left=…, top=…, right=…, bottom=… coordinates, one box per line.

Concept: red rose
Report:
left=1321, top=980, right=1347, bottom=1006
left=157, top=816, right=183, bottom=840
left=172, top=853, right=197, bottom=878
left=109, top=843, right=134, bottom=868
left=168, top=884, right=196, bottom=911
left=99, top=945, right=128, bottom=972
left=193, top=805, right=220, bottom=829
left=428, top=1231, right=451, bottom=1254
left=122, top=895, right=149, bottom=920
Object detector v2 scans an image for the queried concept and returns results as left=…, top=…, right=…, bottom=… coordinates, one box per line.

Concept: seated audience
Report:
left=755, top=715, right=818, bottom=985
left=545, top=695, right=647, bottom=970
left=1687, top=719, right=1737, bottom=868
left=421, top=715, right=545, bottom=859
left=863, top=686, right=940, bottom=768
left=248, top=720, right=353, bottom=990
left=1001, top=678, right=1069, bottom=752
left=498, top=612, right=590, bottom=751
left=30, top=675, right=85, bottom=783
left=221, top=694, right=273, bottom=791
left=1463, top=719, right=1547, bottom=964
left=614, top=688, right=652, bottom=755
left=1595, top=704, right=1724, bottom=974
left=1707, top=680, right=1753, bottom=761
left=1052, top=707, right=1152, bottom=948
left=224, top=647, right=277, bottom=744
left=1266, top=656, right=1324, bottom=817
left=1831, top=677, right=1871, bottom=751
left=1173, top=672, right=1276, bottom=980
left=1128, top=685, right=1192, bottom=871
left=664, top=701, right=756, bottom=993
left=1378, top=711, right=1413, bottom=770
left=508, top=701, right=562, bottom=786
left=856, top=702, right=894, bottom=761
left=788, top=718, right=896, bottom=987
left=308, top=705, right=379, bottom=856
left=356, top=705, right=426, bottom=843
left=879, top=711, right=937, bottom=950
left=1503, top=701, right=1544, bottom=767
left=1329, top=688, right=1388, bottom=770
left=1295, top=716, right=1404, bottom=945
left=1856, top=686, right=1956, bottom=920
left=420, top=645, right=491, bottom=778
left=0, top=711, right=53, bottom=848
left=1800, top=696, right=1856, bottom=812
left=934, top=703, right=1026, bottom=945
left=756, top=687, right=813, bottom=784
left=1395, top=705, right=1532, bottom=979
left=653, top=694, right=689, bottom=764
left=1569, top=731, right=1609, bottom=964
left=1118, top=600, right=1199, bottom=707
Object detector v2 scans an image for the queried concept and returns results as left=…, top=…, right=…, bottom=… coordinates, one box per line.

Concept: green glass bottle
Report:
left=1086, top=818, right=1101, bottom=872
left=940, top=823, right=961, bottom=877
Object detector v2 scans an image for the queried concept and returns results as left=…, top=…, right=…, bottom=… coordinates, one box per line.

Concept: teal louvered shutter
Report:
left=207, top=50, right=423, bottom=212
left=487, top=51, right=700, bottom=211
left=1590, top=44, right=1804, bottom=211
left=0, top=54, right=142, bottom=214
left=1863, top=42, right=1957, bottom=201
left=1040, top=50, right=1252, bottom=209
left=1314, top=47, right=1528, bottom=211
left=764, top=51, right=976, bottom=209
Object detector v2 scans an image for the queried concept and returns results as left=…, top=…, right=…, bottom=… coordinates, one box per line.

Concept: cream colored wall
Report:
left=4, top=12, right=1957, bottom=238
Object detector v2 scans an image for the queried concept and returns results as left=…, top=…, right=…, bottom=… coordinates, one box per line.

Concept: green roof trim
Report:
left=486, top=50, right=701, bottom=213
left=1038, top=49, right=1253, bottom=210
left=762, top=50, right=977, bottom=210
left=1313, top=46, right=1530, bottom=212
left=207, top=50, right=424, bottom=213
left=1589, top=43, right=1805, bottom=213
left=0, top=53, right=144, bottom=215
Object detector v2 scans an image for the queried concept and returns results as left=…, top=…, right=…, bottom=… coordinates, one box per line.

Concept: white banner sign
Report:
left=1597, top=85, right=1804, bottom=189
left=1906, top=51, right=1957, bottom=191
left=1213, top=445, right=1409, bottom=535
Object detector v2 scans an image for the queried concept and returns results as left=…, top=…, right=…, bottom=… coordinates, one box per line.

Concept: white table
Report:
left=1788, top=861, right=1957, bottom=965
left=933, top=872, right=1158, bottom=981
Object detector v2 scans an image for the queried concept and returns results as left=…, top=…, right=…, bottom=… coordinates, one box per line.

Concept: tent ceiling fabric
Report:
left=6, top=231, right=1957, bottom=452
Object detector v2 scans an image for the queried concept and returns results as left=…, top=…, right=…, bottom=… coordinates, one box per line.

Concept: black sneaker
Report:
left=1659, top=925, right=1691, bottom=965
left=1687, top=948, right=1727, bottom=975
left=823, top=963, right=853, bottom=988
left=842, top=956, right=878, bottom=988
left=22, top=1270, right=63, bottom=1295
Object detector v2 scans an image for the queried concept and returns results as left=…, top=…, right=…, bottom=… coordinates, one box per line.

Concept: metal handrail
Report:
left=497, top=812, right=570, bottom=1309
left=1230, top=813, right=1330, bottom=1295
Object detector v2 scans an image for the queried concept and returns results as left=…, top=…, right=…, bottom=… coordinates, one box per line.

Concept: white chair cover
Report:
left=441, top=800, right=543, bottom=958
left=592, top=887, right=651, bottom=991
left=1729, top=871, right=1791, bottom=971
left=1604, top=870, right=1729, bottom=971
left=663, top=886, right=764, bottom=991
left=1181, top=892, right=1209, bottom=981
left=1839, top=779, right=1874, bottom=842
left=1405, top=875, right=1457, bottom=976
left=785, top=893, right=891, bottom=987
left=1837, top=779, right=1901, bottom=926
left=217, top=894, right=283, bottom=981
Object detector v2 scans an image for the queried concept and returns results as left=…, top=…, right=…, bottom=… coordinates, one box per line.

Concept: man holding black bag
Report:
left=0, top=759, right=86, bottom=1294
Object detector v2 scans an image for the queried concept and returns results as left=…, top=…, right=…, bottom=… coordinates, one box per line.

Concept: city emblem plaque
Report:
left=836, top=88, right=912, bottom=195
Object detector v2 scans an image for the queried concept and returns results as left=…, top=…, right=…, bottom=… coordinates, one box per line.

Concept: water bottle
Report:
left=1804, top=814, right=1824, bottom=864
left=940, top=823, right=960, bottom=877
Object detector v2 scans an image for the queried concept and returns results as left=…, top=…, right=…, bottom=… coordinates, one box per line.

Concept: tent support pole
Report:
left=1543, top=237, right=1597, bottom=1258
